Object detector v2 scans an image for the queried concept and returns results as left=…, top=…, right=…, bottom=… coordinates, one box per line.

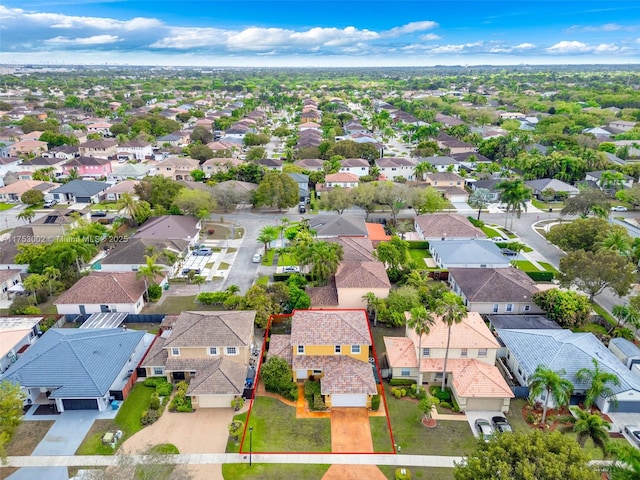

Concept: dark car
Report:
left=298, top=204, right=306, bottom=213
left=501, top=248, right=518, bottom=257
left=91, top=211, right=107, bottom=217
left=182, top=268, right=201, bottom=276
left=491, top=415, right=513, bottom=433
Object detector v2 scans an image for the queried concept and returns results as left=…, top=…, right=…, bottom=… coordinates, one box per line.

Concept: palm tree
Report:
left=597, top=230, right=632, bottom=257
left=67, top=167, right=79, bottom=181
left=609, top=443, right=640, bottom=480
left=191, top=275, right=205, bottom=291
left=308, top=241, right=343, bottom=286
left=117, top=192, right=144, bottom=226
left=468, top=188, right=493, bottom=221
left=23, top=274, right=45, bottom=303
left=407, top=306, right=435, bottom=392
left=564, top=407, right=610, bottom=455
left=136, top=254, right=165, bottom=300
left=497, top=178, right=532, bottom=230
left=42, top=266, right=61, bottom=296
left=17, top=208, right=36, bottom=223
left=435, top=291, right=467, bottom=391
left=414, top=161, right=432, bottom=182
left=528, top=365, right=574, bottom=423
left=575, top=358, right=621, bottom=410
left=225, top=284, right=240, bottom=295
left=362, top=291, right=383, bottom=326
left=257, top=225, right=278, bottom=255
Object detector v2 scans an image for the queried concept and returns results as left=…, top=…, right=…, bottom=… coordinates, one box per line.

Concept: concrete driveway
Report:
left=465, top=410, right=505, bottom=439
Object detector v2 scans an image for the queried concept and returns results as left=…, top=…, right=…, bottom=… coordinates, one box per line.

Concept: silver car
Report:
left=624, top=424, right=640, bottom=447
left=474, top=418, right=494, bottom=442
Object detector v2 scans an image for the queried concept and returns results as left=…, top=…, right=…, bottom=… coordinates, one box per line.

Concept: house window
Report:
left=478, top=348, right=488, bottom=357
left=492, top=304, right=499, bottom=313
left=523, top=305, right=531, bottom=312
left=297, top=345, right=305, bottom=354
left=153, top=367, right=163, bottom=375
left=208, top=347, right=218, bottom=356
left=335, top=345, right=341, bottom=354
left=422, top=348, right=430, bottom=357
left=461, top=348, right=468, bottom=357
left=171, top=347, right=180, bottom=356
left=351, top=345, right=361, bottom=354
left=401, top=368, right=411, bottom=376
left=226, top=347, right=238, bottom=355
left=506, top=303, right=514, bottom=313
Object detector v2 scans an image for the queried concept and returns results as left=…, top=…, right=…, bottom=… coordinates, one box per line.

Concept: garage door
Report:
left=62, top=398, right=98, bottom=410
left=331, top=394, right=367, bottom=407
left=196, top=395, right=234, bottom=408
left=295, top=369, right=308, bottom=381
left=608, top=401, right=640, bottom=413
left=466, top=397, right=504, bottom=412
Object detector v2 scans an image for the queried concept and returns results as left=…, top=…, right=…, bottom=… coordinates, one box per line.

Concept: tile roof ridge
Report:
left=110, top=273, right=138, bottom=303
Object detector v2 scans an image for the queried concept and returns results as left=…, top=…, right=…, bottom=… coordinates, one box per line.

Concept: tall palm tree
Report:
left=23, top=274, right=45, bottom=303
left=309, top=241, right=343, bottom=286
left=528, top=365, right=574, bottom=423
left=435, top=291, right=467, bottom=391
left=42, top=266, right=61, bottom=296
left=136, top=254, right=165, bottom=300
left=575, top=358, right=620, bottom=410
left=565, top=407, right=610, bottom=456
left=597, top=230, right=632, bottom=257
left=117, top=192, right=144, bottom=226
left=414, top=161, right=432, bottom=182
left=497, top=178, right=532, bottom=230
left=407, top=306, right=435, bottom=392
left=17, top=208, right=36, bottom=224
left=609, top=443, right=640, bottom=480
left=257, top=225, right=278, bottom=255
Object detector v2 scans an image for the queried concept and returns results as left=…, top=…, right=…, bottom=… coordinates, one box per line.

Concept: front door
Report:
left=172, top=372, right=185, bottom=381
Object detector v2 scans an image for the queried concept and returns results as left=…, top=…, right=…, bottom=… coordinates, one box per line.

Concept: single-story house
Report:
left=96, top=238, right=189, bottom=276
left=103, top=180, right=139, bottom=201
left=0, top=316, right=42, bottom=374
left=107, top=163, right=152, bottom=182
left=429, top=239, right=511, bottom=269
left=133, top=215, right=201, bottom=246
left=525, top=179, right=579, bottom=200
left=308, top=215, right=368, bottom=238
left=49, top=179, right=111, bottom=204
left=0, top=180, right=56, bottom=203
left=414, top=214, right=486, bottom=241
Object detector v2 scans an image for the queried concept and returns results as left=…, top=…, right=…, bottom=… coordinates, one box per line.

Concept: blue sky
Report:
left=1, top=1, right=639, bottom=66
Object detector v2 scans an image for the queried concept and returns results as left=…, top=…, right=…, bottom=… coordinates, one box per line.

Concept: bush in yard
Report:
left=313, top=393, right=327, bottom=411
left=149, top=393, right=161, bottom=411
left=228, top=420, right=244, bottom=441
left=371, top=394, right=381, bottom=411
left=390, top=378, right=416, bottom=387
left=395, top=467, right=412, bottom=480
left=169, top=381, right=193, bottom=412
left=231, top=396, right=244, bottom=411
left=430, top=386, right=452, bottom=402
left=147, top=283, right=162, bottom=302
left=9, top=296, right=40, bottom=315
left=140, top=409, right=160, bottom=426
left=260, top=356, right=298, bottom=401
left=197, top=291, right=229, bottom=305
left=467, top=216, right=484, bottom=228
left=440, top=401, right=451, bottom=409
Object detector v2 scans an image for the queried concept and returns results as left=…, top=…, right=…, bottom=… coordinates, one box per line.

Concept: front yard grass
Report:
left=378, top=466, right=454, bottom=480
left=222, top=463, right=330, bottom=479
left=76, top=383, right=156, bottom=455
left=277, top=252, right=297, bottom=266
left=261, top=249, right=275, bottom=266
left=537, top=261, right=559, bottom=273
left=370, top=416, right=394, bottom=452
left=481, top=226, right=502, bottom=238
left=384, top=384, right=477, bottom=456
left=242, top=396, right=331, bottom=452
left=512, top=260, right=540, bottom=271
left=591, top=302, right=616, bottom=327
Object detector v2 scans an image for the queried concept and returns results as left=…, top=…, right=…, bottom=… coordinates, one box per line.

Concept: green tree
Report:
left=188, top=143, right=214, bottom=161
left=352, top=182, right=378, bottom=220
left=259, top=356, right=296, bottom=397
left=42, top=266, right=61, bottom=296
left=228, top=419, right=244, bottom=441
left=374, top=236, right=409, bottom=272
left=173, top=189, right=216, bottom=217
left=545, top=217, right=612, bottom=252
left=32, top=167, right=56, bottom=182
left=609, top=443, right=640, bottom=480
left=597, top=228, right=633, bottom=257
left=20, top=189, right=44, bottom=206
left=532, top=289, right=591, bottom=327
left=0, top=380, right=26, bottom=462
left=136, top=254, right=165, bottom=301
left=407, top=306, right=434, bottom=392
left=616, top=185, right=640, bottom=210
left=246, top=147, right=266, bottom=161
left=435, top=292, right=467, bottom=390
left=191, top=125, right=213, bottom=144
left=257, top=225, right=279, bottom=255
left=318, top=187, right=353, bottom=214
left=418, top=395, right=436, bottom=421
left=190, top=169, right=206, bottom=182
left=559, top=249, right=636, bottom=300
left=375, top=181, right=409, bottom=226
left=468, top=188, right=493, bottom=221
left=134, top=176, right=184, bottom=210
left=453, top=430, right=598, bottom=480
left=561, top=188, right=611, bottom=217
left=306, top=240, right=343, bottom=286
left=22, top=274, right=45, bottom=303
left=117, top=192, right=149, bottom=227
left=16, top=208, right=36, bottom=223
left=528, top=365, right=574, bottom=423
left=253, top=172, right=299, bottom=210
left=575, top=358, right=620, bottom=410
left=497, top=178, right=532, bottom=229
left=564, top=407, right=611, bottom=455
left=407, top=186, right=447, bottom=216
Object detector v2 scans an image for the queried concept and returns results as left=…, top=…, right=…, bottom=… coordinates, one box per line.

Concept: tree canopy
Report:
left=253, top=171, right=299, bottom=210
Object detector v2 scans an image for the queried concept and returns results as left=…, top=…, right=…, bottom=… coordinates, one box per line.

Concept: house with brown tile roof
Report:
left=78, top=139, right=117, bottom=159
left=335, top=261, right=390, bottom=308
left=274, top=309, right=377, bottom=408
left=141, top=310, right=256, bottom=408
left=414, top=213, right=486, bottom=241
left=383, top=311, right=513, bottom=412
left=0, top=180, right=56, bottom=203
left=134, top=215, right=201, bottom=246
left=54, top=272, right=147, bottom=315
left=448, top=267, right=543, bottom=315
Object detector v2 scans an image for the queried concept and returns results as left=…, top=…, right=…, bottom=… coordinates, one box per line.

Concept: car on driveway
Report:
left=491, top=415, right=513, bottom=433
left=43, top=199, right=58, bottom=208
left=612, top=206, right=628, bottom=212
left=624, top=424, right=640, bottom=447
left=192, top=248, right=213, bottom=256
left=182, top=268, right=201, bottom=276
left=491, top=236, right=504, bottom=242
left=283, top=266, right=300, bottom=273
left=475, top=418, right=494, bottom=442
left=501, top=248, right=518, bottom=257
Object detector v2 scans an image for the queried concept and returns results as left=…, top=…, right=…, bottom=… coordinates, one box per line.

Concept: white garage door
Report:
left=331, top=394, right=367, bottom=407
left=295, top=369, right=308, bottom=380
left=466, top=397, right=505, bottom=411
left=196, top=395, right=234, bottom=408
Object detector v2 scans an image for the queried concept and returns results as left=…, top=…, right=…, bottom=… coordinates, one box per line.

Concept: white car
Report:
left=611, top=206, right=628, bottom=212
left=624, top=424, right=640, bottom=447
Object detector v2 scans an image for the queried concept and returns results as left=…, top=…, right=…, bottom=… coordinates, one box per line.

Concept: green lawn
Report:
left=512, top=260, right=540, bottom=272
left=232, top=396, right=331, bottom=453
left=408, top=249, right=431, bottom=262
left=384, top=384, right=477, bottom=456
left=91, top=202, right=118, bottom=211
left=142, top=294, right=230, bottom=314
left=76, top=383, right=156, bottom=455
left=537, top=261, right=560, bottom=273
left=0, top=203, right=15, bottom=211
left=481, top=226, right=502, bottom=238
left=222, top=463, right=330, bottom=479
left=379, top=466, right=454, bottom=480
left=591, top=302, right=616, bottom=327
left=370, top=416, right=394, bottom=452
left=261, top=249, right=275, bottom=266
left=277, top=253, right=297, bottom=266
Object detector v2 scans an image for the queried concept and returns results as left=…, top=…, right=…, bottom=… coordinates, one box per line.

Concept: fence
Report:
left=64, top=313, right=167, bottom=324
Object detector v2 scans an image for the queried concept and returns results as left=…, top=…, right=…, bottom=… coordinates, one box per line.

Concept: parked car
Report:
left=491, top=416, right=513, bottom=433
left=283, top=266, right=300, bottom=273
left=491, top=236, right=504, bottom=242
left=252, top=253, right=263, bottom=263
left=91, top=211, right=107, bottom=217
left=182, top=268, right=201, bottom=275
left=501, top=248, right=518, bottom=257
left=298, top=204, right=306, bottom=213
left=474, top=418, right=494, bottom=442
left=612, top=206, right=628, bottom=212
left=624, top=424, right=640, bottom=447
left=43, top=199, right=58, bottom=208
left=192, top=248, right=213, bottom=256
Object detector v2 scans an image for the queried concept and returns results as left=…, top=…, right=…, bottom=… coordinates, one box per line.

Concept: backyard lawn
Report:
left=230, top=396, right=331, bottom=453
left=408, top=249, right=431, bottom=262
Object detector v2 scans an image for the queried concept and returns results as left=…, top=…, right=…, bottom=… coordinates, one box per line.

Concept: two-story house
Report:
left=116, top=140, right=153, bottom=161
left=153, top=157, right=200, bottom=181
left=7, top=140, right=48, bottom=158
left=270, top=309, right=377, bottom=408
left=78, top=139, right=117, bottom=159
left=142, top=310, right=256, bottom=408
left=61, top=156, right=112, bottom=178
left=424, top=172, right=469, bottom=202
left=384, top=311, right=513, bottom=412
left=375, top=157, right=417, bottom=181
left=339, top=158, right=370, bottom=178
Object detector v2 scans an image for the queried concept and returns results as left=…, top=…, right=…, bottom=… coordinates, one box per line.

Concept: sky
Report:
left=1, top=1, right=640, bottom=67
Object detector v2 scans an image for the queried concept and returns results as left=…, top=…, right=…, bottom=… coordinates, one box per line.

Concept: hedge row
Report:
left=407, top=240, right=429, bottom=249
left=390, top=378, right=417, bottom=386
left=525, top=271, right=555, bottom=281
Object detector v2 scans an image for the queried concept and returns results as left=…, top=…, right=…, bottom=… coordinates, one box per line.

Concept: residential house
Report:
left=448, top=267, right=542, bottom=315
left=608, top=120, right=637, bottom=133
left=424, top=172, right=469, bottom=202
left=0, top=157, right=24, bottom=186
left=19, top=156, right=68, bottom=178
left=153, top=157, right=200, bottom=181
left=470, top=179, right=502, bottom=202
left=384, top=311, right=513, bottom=412
left=496, top=328, right=640, bottom=413
left=294, top=158, right=324, bottom=172
left=417, top=156, right=460, bottom=173
left=134, top=215, right=201, bottom=246
left=320, top=172, right=359, bottom=191
left=54, top=272, right=148, bottom=316
left=414, top=214, right=486, bottom=241
left=30, top=209, right=81, bottom=238
left=7, top=140, right=48, bottom=158
left=287, top=173, right=309, bottom=203
left=436, top=133, right=477, bottom=155
left=257, top=158, right=283, bottom=172
left=339, top=158, right=370, bottom=178
left=42, top=145, right=79, bottom=160
left=525, top=178, right=579, bottom=200
left=0, top=226, right=48, bottom=272
left=97, top=238, right=188, bottom=277
left=142, top=311, right=256, bottom=408
left=0, top=328, right=150, bottom=411
left=156, top=132, right=187, bottom=147
left=49, top=179, right=110, bottom=204
left=0, top=270, right=23, bottom=302
left=103, top=180, right=139, bottom=202
left=0, top=316, right=42, bottom=374
left=78, top=139, right=117, bottom=159
left=61, top=156, right=112, bottom=178
left=308, top=215, right=368, bottom=238
left=585, top=170, right=634, bottom=191
left=375, top=157, right=417, bottom=181
left=107, top=163, right=152, bottom=182
left=116, top=140, right=153, bottom=161
left=86, top=122, right=112, bottom=136
left=0, top=180, right=56, bottom=203
left=201, top=158, right=242, bottom=178
left=272, top=309, right=377, bottom=408
left=429, top=239, right=511, bottom=269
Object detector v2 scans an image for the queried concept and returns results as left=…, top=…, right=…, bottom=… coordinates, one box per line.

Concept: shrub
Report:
left=231, top=396, right=244, bottom=411
left=313, top=393, right=327, bottom=411
left=147, top=284, right=162, bottom=302
left=9, top=296, right=39, bottom=315
left=141, top=409, right=159, bottom=426
left=304, top=380, right=321, bottom=398
left=467, top=216, right=484, bottom=228
left=149, top=393, right=161, bottom=411
left=197, top=291, right=229, bottom=305
left=155, top=381, right=173, bottom=398
left=394, top=389, right=402, bottom=399
left=169, top=381, right=193, bottom=412
left=440, top=401, right=451, bottom=409
left=395, top=467, right=412, bottom=480
left=406, top=240, right=429, bottom=249
left=430, top=386, right=452, bottom=402
left=390, top=378, right=416, bottom=386
left=371, top=394, right=381, bottom=411
left=526, top=271, right=554, bottom=282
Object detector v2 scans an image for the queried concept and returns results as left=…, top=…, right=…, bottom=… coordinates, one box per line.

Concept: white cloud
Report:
left=514, top=43, right=536, bottom=50
left=150, top=27, right=229, bottom=49
left=385, top=21, right=439, bottom=37
left=420, top=33, right=441, bottom=41
left=45, top=35, right=121, bottom=45
left=567, top=23, right=629, bottom=32
left=547, top=40, right=621, bottom=54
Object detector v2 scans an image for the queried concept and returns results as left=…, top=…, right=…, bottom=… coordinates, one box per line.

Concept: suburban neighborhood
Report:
left=1, top=62, right=640, bottom=480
